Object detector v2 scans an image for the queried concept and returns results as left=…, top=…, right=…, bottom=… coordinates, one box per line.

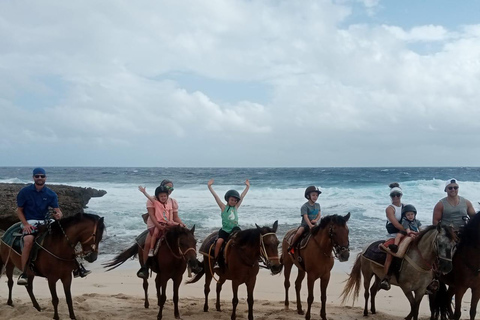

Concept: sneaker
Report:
left=137, top=266, right=149, bottom=279
left=213, top=262, right=220, bottom=269
left=388, top=244, right=399, bottom=253
left=17, top=273, right=28, bottom=286
left=425, top=279, right=439, bottom=295
left=148, top=249, right=154, bottom=257
left=380, top=278, right=391, bottom=291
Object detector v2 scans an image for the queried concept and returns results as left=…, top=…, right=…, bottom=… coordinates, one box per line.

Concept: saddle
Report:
left=136, top=229, right=166, bottom=256
left=199, top=230, right=240, bottom=268
left=285, top=229, right=313, bottom=271
left=1, top=222, right=48, bottom=275
left=378, top=236, right=413, bottom=258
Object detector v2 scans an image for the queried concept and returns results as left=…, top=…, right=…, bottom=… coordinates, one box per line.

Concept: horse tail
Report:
left=186, top=258, right=205, bottom=284
left=340, top=252, right=362, bottom=305
left=103, top=243, right=139, bottom=271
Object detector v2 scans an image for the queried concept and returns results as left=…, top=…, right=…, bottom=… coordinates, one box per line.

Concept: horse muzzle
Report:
left=84, top=251, right=98, bottom=263
left=437, top=258, right=453, bottom=274
left=188, top=258, right=203, bottom=274
left=335, top=247, right=350, bottom=262
left=270, top=263, right=283, bottom=275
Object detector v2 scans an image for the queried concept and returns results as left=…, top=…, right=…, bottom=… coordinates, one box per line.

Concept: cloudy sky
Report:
left=1, top=0, right=480, bottom=167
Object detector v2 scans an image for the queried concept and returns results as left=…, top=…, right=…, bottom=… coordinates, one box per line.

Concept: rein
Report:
left=259, top=232, right=280, bottom=268
left=37, top=218, right=100, bottom=262
left=164, top=235, right=197, bottom=260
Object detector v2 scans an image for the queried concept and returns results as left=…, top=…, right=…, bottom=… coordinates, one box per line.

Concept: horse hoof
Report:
left=297, top=309, right=304, bottom=315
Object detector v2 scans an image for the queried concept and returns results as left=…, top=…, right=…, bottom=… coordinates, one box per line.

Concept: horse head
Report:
left=434, top=223, right=457, bottom=274
left=255, top=220, right=282, bottom=274
left=324, top=212, right=350, bottom=262
left=169, top=225, right=200, bottom=273
left=79, top=215, right=105, bottom=263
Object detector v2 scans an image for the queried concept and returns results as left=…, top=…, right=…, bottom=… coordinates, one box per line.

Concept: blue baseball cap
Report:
left=33, top=167, right=46, bottom=175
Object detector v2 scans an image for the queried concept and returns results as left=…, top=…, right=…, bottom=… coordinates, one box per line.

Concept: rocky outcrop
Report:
left=0, top=183, right=107, bottom=231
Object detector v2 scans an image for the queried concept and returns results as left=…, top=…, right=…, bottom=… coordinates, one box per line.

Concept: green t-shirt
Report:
left=221, top=206, right=238, bottom=233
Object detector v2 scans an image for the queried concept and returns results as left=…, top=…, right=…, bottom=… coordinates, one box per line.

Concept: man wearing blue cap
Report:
left=16, top=168, right=90, bottom=285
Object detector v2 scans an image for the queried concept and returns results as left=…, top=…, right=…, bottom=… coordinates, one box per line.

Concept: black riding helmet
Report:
left=224, top=189, right=241, bottom=202
left=304, top=186, right=322, bottom=199
left=401, top=204, right=417, bottom=218
left=155, top=185, right=170, bottom=198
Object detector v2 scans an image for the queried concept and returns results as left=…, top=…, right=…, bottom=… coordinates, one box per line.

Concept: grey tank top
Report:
left=440, top=196, right=468, bottom=230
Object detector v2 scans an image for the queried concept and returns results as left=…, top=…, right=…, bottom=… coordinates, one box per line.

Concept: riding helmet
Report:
left=304, top=186, right=322, bottom=199
left=401, top=204, right=417, bottom=216
left=155, top=185, right=170, bottom=197
left=224, top=189, right=241, bottom=202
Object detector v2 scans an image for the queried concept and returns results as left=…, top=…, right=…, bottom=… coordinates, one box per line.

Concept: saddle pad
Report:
left=362, top=240, right=387, bottom=265
left=199, top=231, right=219, bottom=256
left=285, top=228, right=312, bottom=250
left=1, top=222, right=23, bottom=250
left=135, top=229, right=149, bottom=247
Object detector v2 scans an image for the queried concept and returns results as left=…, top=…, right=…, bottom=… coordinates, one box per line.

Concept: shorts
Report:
left=218, top=226, right=241, bottom=241
left=22, top=219, right=53, bottom=236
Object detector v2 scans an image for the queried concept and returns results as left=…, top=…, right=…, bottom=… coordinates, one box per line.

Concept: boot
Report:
left=73, top=263, right=92, bottom=278
left=137, top=266, right=149, bottom=279
left=380, top=276, right=391, bottom=290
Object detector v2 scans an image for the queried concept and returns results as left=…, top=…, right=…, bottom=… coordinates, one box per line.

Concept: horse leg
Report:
left=370, top=275, right=381, bottom=314
left=453, top=286, right=468, bottom=320
left=319, top=274, right=331, bottom=320
left=245, top=276, right=257, bottom=320
left=61, top=276, right=76, bottom=320
left=295, top=269, right=306, bottom=315
left=361, top=268, right=373, bottom=316
left=172, top=274, right=182, bottom=319
left=203, top=260, right=212, bottom=312
left=231, top=280, right=240, bottom=320
left=156, top=276, right=167, bottom=320
left=25, top=276, right=41, bottom=312
left=305, top=275, right=317, bottom=320
left=283, top=256, right=293, bottom=310
left=469, top=287, right=480, bottom=320
left=5, top=262, right=15, bottom=307
left=143, top=278, right=149, bottom=308
left=47, top=278, right=61, bottom=320
left=215, top=276, right=226, bottom=312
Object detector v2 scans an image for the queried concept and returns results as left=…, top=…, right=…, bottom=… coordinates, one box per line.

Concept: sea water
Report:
left=1, top=167, right=479, bottom=262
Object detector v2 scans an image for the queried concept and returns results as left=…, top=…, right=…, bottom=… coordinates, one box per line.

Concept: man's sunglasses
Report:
left=34, top=175, right=46, bottom=178
left=447, top=186, right=459, bottom=190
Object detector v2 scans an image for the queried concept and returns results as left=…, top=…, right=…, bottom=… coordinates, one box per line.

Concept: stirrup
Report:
left=17, top=273, right=28, bottom=286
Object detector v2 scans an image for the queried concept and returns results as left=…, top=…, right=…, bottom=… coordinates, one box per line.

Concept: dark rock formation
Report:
left=0, top=183, right=106, bottom=231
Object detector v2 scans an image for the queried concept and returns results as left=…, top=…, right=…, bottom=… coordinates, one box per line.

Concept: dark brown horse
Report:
left=0, top=213, right=105, bottom=320
left=187, top=221, right=282, bottom=320
left=282, top=213, right=350, bottom=320
left=104, top=225, right=199, bottom=320
left=431, top=212, right=480, bottom=320
left=341, top=224, right=456, bottom=320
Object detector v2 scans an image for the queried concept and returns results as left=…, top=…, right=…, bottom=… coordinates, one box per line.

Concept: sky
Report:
left=1, top=0, right=480, bottom=167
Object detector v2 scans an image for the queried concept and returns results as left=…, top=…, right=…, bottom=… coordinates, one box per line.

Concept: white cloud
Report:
left=1, top=0, right=480, bottom=166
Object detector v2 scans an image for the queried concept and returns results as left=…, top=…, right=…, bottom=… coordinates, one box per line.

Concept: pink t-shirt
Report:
left=146, top=198, right=178, bottom=229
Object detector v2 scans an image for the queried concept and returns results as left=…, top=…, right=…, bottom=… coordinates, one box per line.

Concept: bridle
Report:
left=165, top=234, right=197, bottom=260
left=328, top=224, right=350, bottom=259
left=259, top=232, right=280, bottom=269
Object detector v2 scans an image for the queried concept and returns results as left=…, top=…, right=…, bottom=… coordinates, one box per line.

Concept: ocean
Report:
left=1, top=167, right=479, bottom=263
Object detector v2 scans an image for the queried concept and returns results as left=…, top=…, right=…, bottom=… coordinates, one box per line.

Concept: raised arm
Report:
left=236, top=179, right=250, bottom=208
left=138, top=186, right=157, bottom=203
left=208, top=179, right=225, bottom=211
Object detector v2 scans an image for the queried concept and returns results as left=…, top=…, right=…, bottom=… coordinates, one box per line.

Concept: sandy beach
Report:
left=0, top=257, right=473, bottom=320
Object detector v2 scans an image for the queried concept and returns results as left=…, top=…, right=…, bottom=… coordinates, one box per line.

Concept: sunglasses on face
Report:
left=390, top=193, right=402, bottom=198
left=447, top=186, right=459, bottom=190
left=34, top=175, right=46, bottom=178
left=165, top=186, right=174, bottom=191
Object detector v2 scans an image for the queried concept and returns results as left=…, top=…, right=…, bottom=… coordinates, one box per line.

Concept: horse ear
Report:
left=255, top=223, right=260, bottom=230
left=272, top=220, right=278, bottom=232
left=436, top=222, right=442, bottom=232
left=344, top=212, right=351, bottom=222
left=190, top=225, right=196, bottom=234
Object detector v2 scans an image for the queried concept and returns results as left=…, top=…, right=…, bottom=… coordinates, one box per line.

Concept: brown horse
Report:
left=341, top=224, right=456, bottom=320
left=0, top=213, right=105, bottom=320
left=187, top=221, right=282, bottom=320
left=104, top=225, right=199, bottom=320
left=430, top=212, right=480, bottom=320
left=282, top=213, right=350, bottom=320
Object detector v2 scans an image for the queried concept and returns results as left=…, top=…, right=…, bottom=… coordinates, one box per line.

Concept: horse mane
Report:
left=411, top=224, right=456, bottom=246
left=45, top=213, right=104, bottom=240
left=165, top=225, right=191, bottom=242
left=233, top=227, right=269, bottom=247
left=311, top=214, right=347, bottom=236
left=458, top=211, right=480, bottom=247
